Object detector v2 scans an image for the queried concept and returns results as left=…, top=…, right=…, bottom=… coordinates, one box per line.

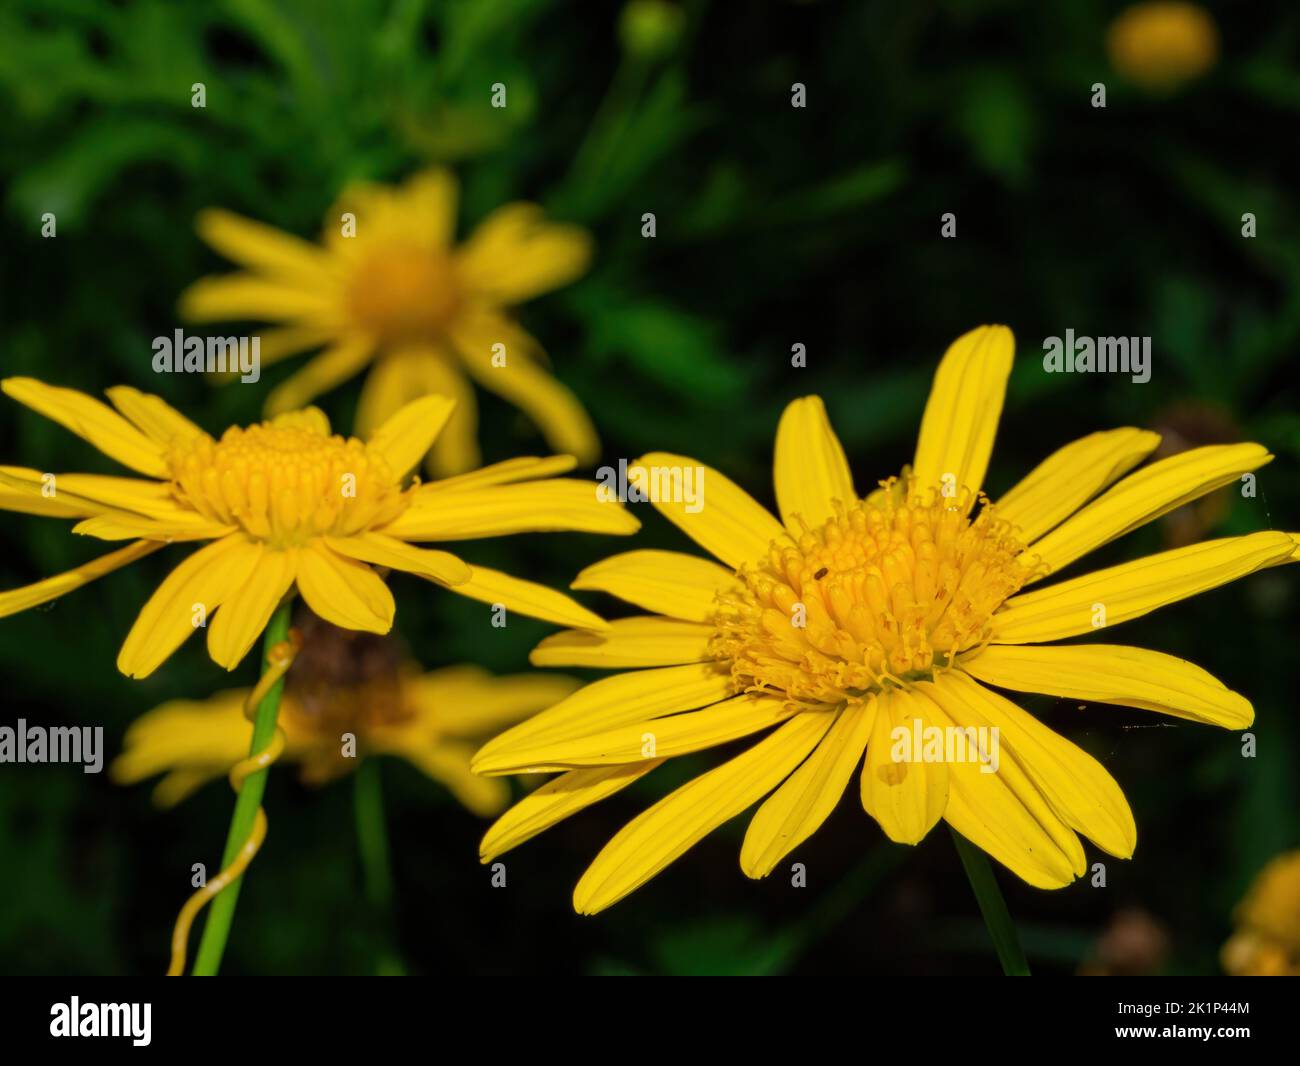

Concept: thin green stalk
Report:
left=353, top=758, right=393, bottom=910
left=565, top=55, right=652, bottom=209
left=353, top=758, right=405, bottom=975
left=950, top=826, right=1031, bottom=976
left=758, top=843, right=906, bottom=974
left=191, top=599, right=294, bottom=976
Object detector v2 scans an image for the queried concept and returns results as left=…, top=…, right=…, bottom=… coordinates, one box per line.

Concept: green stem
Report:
left=353, top=759, right=393, bottom=910
left=950, top=826, right=1031, bottom=976
left=191, top=599, right=294, bottom=976
left=353, top=758, right=405, bottom=975
left=564, top=54, right=652, bottom=212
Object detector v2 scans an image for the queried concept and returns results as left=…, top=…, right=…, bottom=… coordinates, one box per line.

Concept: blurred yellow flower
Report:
left=0, top=380, right=635, bottom=678
left=180, top=169, right=599, bottom=475
left=113, top=615, right=580, bottom=817
left=1107, top=2, right=1219, bottom=90
left=619, top=1, right=685, bottom=59
left=1222, top=850, right=1300, bottom=976
left=475, top=325, right=1296, bottom=915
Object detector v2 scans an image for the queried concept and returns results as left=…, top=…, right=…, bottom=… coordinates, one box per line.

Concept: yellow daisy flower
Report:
left=1221, top=850, right=1300, bottom=976
left=474, top=325, right=1297, bottom=914
left=179, top=168, right=599, bottom=476
left=1107, top=2, right=1219, bottom=91
left=112, top=612, right=581, bottom=818
left=0, top=378, right=636, bottom=679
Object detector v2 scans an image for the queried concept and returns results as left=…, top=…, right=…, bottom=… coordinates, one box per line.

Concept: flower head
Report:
left=112, top=611, right=580, bottom=816
left=1221, top=850, right=1300, bottom=976
left=180, top=169, right=598, bottom=475
left=474, top=325, right=1297, bottom=914
left=1107, top=2, right=1219, bottom=91
left=0, top=378, right=636, bottom=678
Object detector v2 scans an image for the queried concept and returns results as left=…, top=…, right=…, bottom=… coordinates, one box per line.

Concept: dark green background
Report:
left=1, top=0, right=1297, bottom=975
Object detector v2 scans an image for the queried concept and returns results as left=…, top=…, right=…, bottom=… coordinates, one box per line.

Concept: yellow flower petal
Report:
left=571, top=549, right=737, bottom=622
left=369, top=733, right=508, bottom=816
left=417, top=353, right=481, bottom=477
left=455, top=203, right=592, bottom=304
left=72, top=511, right=234, bottom=542
left=573, top=712, right=834, bottom=914
left=1026, top=443, right=1272, bottom=579
left=121, top=688, right=314, bottom=765
left=859, top=688, right=948, bottom=845
left=422, top=454, right=577, bottom=494
left=630, top=451, right=788, bottom=569
left=444, top=563, right=608, bottom=630
left=117, top=535, right=263, bottom=678
left=365, top=394, right=456, bottom=481
left=380, top=479, right=639, bottom=540
left=322, top=532, right=470, bottom=586
left=399, top=168, right=459, bottom=249
left=476, top=693, right=796, bottom=774
left=207, top=549, right=296, bottom=670
left=268, top=406, right=331, bottom=435
left=773, top=396, right=856, bottom=534
left=993, top=531, right=1298, bottom=644
left=150, top=770, right=225, bottom=808
left=0, top=469, right=178, bottom=519
left=2, top=377, right=167, bottom=477
left=248, top=324, right=339, bottom=366
left=450, top=312, right=599, bottom=464
left=295, top=542, right=394, bottom=634
left=264, top=335, right=375, bottom=415
left=530, top=616, right=713, bottom=668
left=352, top=349, right=482, bottom=477
left=473, top=662, right=734, bottom=769
left=911, top=325, right=1013, bottom=500
left=929, top=671, right=1135, bottom=858
left=0, top=540, right=164, bottom=618
left=961, top=643, right=1253, bottom=729
left=179, top=273, right=335, bottom=323
left=0, top=466, right=98, bottom=518
left=404, top=666, right=581, bottom=737
left=741, top=700, right=874, bottom=878
left=195, top=207, right=333, bottom=282
left=480, top=762, right=663, bottom=862
left=324, top=180, right=400, bottom=256
left=105, top=386, right=204, bottom=449
left=921, top=682, right=1083, bottom=887
left=110, top=688, right=252, bottom=787
left=995, top=427, right=1160, bottom=543
left=353, top=348, right=438, bottom=439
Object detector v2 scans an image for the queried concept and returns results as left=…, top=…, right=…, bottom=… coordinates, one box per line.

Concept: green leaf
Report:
left=572, top=283, right=747, bottom=400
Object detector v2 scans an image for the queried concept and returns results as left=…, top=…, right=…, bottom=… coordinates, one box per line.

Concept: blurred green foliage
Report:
left=1, top=0, right=1297, bottom=975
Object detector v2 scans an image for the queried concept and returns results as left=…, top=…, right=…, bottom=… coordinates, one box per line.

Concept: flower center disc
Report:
left=349, top=245, right=462, bottom=344
left=167, top=413, right=409, bottom=547
left=710, top=484, right=1033, bottom=709
left=285, top=616, right=412, bottom=736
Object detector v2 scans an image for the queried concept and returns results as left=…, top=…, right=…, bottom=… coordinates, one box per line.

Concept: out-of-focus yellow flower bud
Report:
left=1107, top=2, right=1219, bottom=90
left=619, top=0, right=685, bottom=61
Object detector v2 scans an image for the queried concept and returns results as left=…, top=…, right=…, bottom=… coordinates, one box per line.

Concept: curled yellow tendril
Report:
left=166, top=633, right=299, bottom=976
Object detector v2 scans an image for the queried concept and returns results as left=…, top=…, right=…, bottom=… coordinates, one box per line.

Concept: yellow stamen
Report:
left=711, top=482, right=1035, bottom=709
left=166, top=417, right=410, bottom=548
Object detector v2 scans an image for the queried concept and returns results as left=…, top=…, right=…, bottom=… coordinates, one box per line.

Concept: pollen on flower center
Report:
left=710, top=483, right=1035, bottom=708
left=348, top=244, right=462, bottom=342
left=166, top=416, right=410, bottom=547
